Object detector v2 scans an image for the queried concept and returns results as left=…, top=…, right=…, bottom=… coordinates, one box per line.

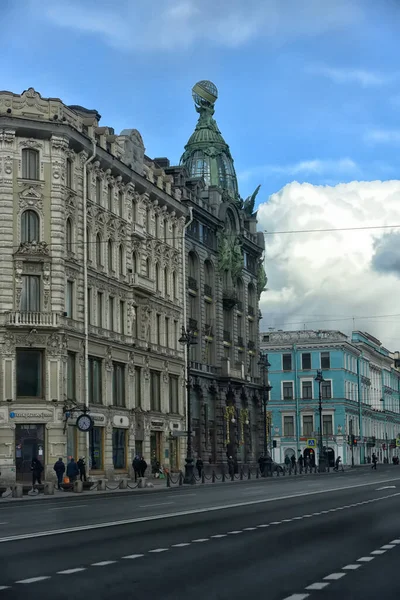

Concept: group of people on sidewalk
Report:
left=53, top=457, right=87, bottom=489
left=132, top=455, right=148, bottom=481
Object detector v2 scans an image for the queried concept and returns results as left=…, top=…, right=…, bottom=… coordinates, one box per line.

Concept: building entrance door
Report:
left=150, top=431, right=162, bottom=464
left=15, top=424, right=45, bottom=482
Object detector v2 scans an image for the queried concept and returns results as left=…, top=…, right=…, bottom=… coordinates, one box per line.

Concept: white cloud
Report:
left=37, top=0, right=363, bottom=52
left=364, top=129, right=400, bottom=144
left=238, top=158, right=358, bottom=182
left=257, top=180, right=400, bottom=349
left=309, top=65, right=393, bottom=87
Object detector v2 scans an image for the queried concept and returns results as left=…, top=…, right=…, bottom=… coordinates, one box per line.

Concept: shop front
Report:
left=15, top=423, right=45, bottom=483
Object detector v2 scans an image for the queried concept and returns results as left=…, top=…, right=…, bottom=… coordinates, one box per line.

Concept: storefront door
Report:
left=15, top=424, right=45, bottom=482
left=150, top=431, right=162, bottom=464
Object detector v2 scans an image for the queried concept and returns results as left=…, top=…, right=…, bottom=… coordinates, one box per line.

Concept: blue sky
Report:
left=2, top=0, right=400, bottom=204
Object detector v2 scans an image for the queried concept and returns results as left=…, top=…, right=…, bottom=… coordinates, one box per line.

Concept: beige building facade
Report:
left=0, top=88, right=187, bottom=483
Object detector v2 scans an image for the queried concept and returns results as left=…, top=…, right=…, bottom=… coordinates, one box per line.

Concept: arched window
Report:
left=107, top=240, right=113, bottom=272
left=22, top=148, right=39, bottom=180
left=119, top=245, right=124, bottom=275
left=21, top=210, right=39, bottom=243
left=204, top=260, right=214, bottom=296
left=164, top=267, right=168, bottom=296
left=172, top=271, right=177, bottom=298
left=172, top=223, right=177, bottom=248
left=188, top=251, right=199, bottom=291
left=96, top=233, right=102, bottom=266
left=118, top=190, right=123, bottom=217
left=66, top=218, right=73, bottom=253
left=66, top=159, right=73, bottom=189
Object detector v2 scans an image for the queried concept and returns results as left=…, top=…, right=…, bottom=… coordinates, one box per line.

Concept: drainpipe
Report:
left=83, top=141, right=96, bottom=465
left=182, top=207, right=193, bottom=433
left=293, top=344, right=300, bottom=458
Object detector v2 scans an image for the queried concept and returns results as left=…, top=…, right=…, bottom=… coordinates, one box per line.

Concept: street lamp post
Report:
left=259, top=352, right=273, bottom=476
left=315, top=369, right=326, bottom=472
left=179, top=326, right=197, bottom=484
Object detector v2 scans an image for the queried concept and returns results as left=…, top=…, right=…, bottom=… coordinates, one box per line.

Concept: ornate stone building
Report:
left=162, top=81, right=266, bottom=465
left=0, top=88, right=187, bottom=482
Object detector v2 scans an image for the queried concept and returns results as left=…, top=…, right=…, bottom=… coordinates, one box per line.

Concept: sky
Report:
left=2, top=0, right=400, bottom=349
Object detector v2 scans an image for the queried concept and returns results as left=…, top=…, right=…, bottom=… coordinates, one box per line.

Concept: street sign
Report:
left=307, top=438, right=316, bottom=448
left=169, top=431, right=195, bottom=437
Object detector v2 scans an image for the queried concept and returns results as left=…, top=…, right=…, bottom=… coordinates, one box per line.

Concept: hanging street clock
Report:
left=76, top=413, right=93, bottom=432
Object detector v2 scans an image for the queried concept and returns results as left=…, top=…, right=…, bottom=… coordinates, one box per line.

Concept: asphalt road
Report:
left=0, top=466, right=399, bottom=599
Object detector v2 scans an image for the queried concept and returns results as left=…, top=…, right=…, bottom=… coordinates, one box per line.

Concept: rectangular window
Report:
left=321, top=351, right=330, bottom=369
left=108, top=186, right=113, bottom=211
left=118, top=191, right=123, bottom=217
left=88, top=357, right=102, bottom=404
left=303, top=415, right=313, bottom=436
left=66, top=159, right=72, bottom=188
left=323, top=415, right=333, bottom=435
left=302, top=353, right=311, bottom=370
left=112, top=429, right=126, bottom=470
left=16, top=349, right=42, bottom=397
left=66, top=280, right=74, bottom=318
left=97, top=292, right=103, bottom=328
left=96, top=178, right=101, bottom=204
left=150, top=370, right=161, bottom=412
left=21, top=275, right=40, bottom=312
left=282, top=353, right=292, bottom=371
left=67, top=352, right=76, bottom=401
left=112, top=362, right=126, bottom=407
left=89, top=427, right=103, bottom=470
left=22, top=148, right=39, bottom=180
left=169, top=375, right=179, bottom=414
left=87, top=288, right=92, bottom=324
left=156, top=314, right=161, bottom=345
left=283, top=382, right=294, bottom=400
left=120, top=300, right=125, bottom=335
left=135, top=366, right=142, bottom=408
left=321, top=381, right=332, bottom=399
left=174, top=320, right=178, bottom=350
left=302, top=381, right=312, bottom=400
left=165, top=317, right=170, bottom=348
left=109, top=297, right=114, bottom=331
left=283, top=416, right=294, bottom=437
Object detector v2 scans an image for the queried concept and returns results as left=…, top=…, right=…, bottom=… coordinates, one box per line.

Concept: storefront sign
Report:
left=89, top=413, right=106, bottom=426
left=9, top=410, right=52, bottom=421
left=113, top=415, right=129, bottom=428
left=151, top=420, right=164, bottom=430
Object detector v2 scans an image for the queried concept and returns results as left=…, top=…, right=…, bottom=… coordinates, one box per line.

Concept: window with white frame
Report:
left=321, top=380, right=332, bottom=399
left=21, top=275, right=40, bottom=312
left=301, top=380, right=312, bottom=399
left=303, top=415, right=313, bottom=436
left=322, top=414, right=333, bottom=435
left=21, top=210, right=40, bottom=243
left=283, top=381, right=294, bottom=400
left=283, top=415, right=295, bottom=436
left=22, top=148, right=39, bottom=180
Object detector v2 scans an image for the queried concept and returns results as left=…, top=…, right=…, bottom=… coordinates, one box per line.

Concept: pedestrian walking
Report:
left=139, top=456, right=147, bottom=478
left=284, top=455, right=291, bottom=471
left=305, top=456, right=311, bottom=473
left=258, top=455, right=265, bottom=475
left=66, top=458, right=79, bottom=483
left=372, top=453, right=377, bottom=470
left=291, top=454, right=296, bottom=470
left=227, top=456, right=235, bottom=478
left=334, top=456, right=342, bottom=472
left=196, top=457, right=204, bottom=478
left=31, top=457, right=43, bottom=486
left=298, top=454, right=304, bottom=472
left=77, top=457, right=87, bottom=482
left=53, top=457, right=65, bottom=489
left=132, top=455, right=141, bottom=481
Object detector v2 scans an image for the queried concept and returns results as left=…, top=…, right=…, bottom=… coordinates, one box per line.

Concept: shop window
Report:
left=112, top=362, right=126, bottom=407
left=17, top=349, right=43, bottom=397
left=89, top=427, right=103, bottom=470
left=112, top=429, right=126, bottom=469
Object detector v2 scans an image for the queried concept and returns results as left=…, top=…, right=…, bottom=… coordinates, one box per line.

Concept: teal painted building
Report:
left=260, top=330, right=400, bottom=466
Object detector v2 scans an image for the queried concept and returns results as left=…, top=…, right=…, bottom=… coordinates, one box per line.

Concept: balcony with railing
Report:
left=188, top=276, right=198, bottom=292
left=248, top=305, right=255, bottom=317
left=8, top=312, right=59, bottom=327
left=131, top=222, right=146, bottom=239
left=204, top=284, right=213, bottom=298
left=222, top=288, right=238, bottom=310
left=237, top=336, right=244, bottom=347
left=188, top=318, right=198, bottom=332
left=248, top=340, right=256, bottom=351
left=221, top=358, right=244, bottom=379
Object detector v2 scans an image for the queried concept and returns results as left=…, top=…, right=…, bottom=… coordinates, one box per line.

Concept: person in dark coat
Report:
left=291, top=454, right=296, bottom=469
left=53, top=457, right=65, bottom=489
left=66, top=458, right=79, bottom=483
left=139, top=457, right=147, bottom=478
left=196, top=457, right=204, bottom=478
left=77, top=457, right=87, bottom=482
left=258, top=455, right=265, bottom=474
left=298, top=454, right=304, bottom=470
left=227, top=456, right=235, bottom=478
left=132, top=455, right=141, bottom=481
left=31, top=457, right=43, bottom=486
left=372, top=453, right=378, bottom=470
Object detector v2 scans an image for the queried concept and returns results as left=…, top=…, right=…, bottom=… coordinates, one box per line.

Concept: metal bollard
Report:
left=222, top=471, right=226, bottom=482
left=119, top=478, right=128, bottom=489
left=240, top=468, right=243, bottom=481
left=248, top=468, right=251, bottom=480
left=73, top=480, right=83, bottom=493
left=44, top=482, right=55, bottom=495
left=201, top=471, right=205, bottom=484
left=167, top=473, right=171, bottom=487
left=212, top=470, right=215, bottom=483
left=97, top=479, right=107, bottom=491
left=179, top=471, right=183, bottom=486
left=12, top=484, right=23, bottom=498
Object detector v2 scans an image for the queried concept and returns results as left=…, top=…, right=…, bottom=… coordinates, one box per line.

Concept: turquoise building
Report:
left=260, top=330, right=400, bottom=466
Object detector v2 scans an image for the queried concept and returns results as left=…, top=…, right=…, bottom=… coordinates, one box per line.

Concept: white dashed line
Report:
left=303, top=515, right=312, bottom=518
left=0, top=587, right=10, bottom=591
left=306, top=582, right=330, bottom=590
left=324, top=572, right=347, bottom=580
left=270, top=521, right=281, bottom=525
left=391, top=539, right=400, bottom=544
left=293, top=516, right=303, bottom=520
left=57, top=568, right=86, bottom=574
left=122, top=554, right=145, bottom=559
left=243, top=527, right=257, bottom=531
left=91, top=561, right=117, bottom=566
left=16, top=577, right=51, bottom=584
left=342, top=564, right=361, bottom=570
left=371, top=550, right=386, bottom=555
left=381, top=545, right=395, bottom=550
left=357, top=557, right=375, bottom=562
left=172, top=543, right=191, bottom=548
left=282, top=594, right=310, bottom=600
left=257, top=524, right=270, bottom=528
left=192, top=538, right=208, bottom=542
left=282, top=519, right=292, bottom=522
left=149, top=548, right=169, bottom=553
left=227, top=531, right=242, bottom=535
left=211, top=534, right=227, bottom=538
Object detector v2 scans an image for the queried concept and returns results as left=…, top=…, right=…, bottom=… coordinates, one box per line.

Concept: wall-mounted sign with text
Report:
left=9, top=410, right=53, bottom=421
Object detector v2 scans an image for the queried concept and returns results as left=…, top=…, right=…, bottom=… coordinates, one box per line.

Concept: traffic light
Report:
left=352, top=435, right=357, bottom=446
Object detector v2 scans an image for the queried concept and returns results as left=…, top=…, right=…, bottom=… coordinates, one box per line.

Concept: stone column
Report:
left=0, top=129, right=16, bottom=313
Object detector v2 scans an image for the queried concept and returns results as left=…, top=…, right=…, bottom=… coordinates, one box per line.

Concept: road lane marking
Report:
left=391, top=539, right=400, bottom=544
left=381, top=544, right=395, bottom=549
left=324, top=573, right=346, bottom=580
left=57, top=568, right=86, bottom=574
left=192, top=538, right=208, bottom=542
left=270, top=521, right=281, bottom=525
left=257, top=524, right=269, bottom=528
left=16, top=576, right=51, bottom=584
left=0, top=523, right=8, bottom=525
left=342, top=564, right=361, bottom=570
left=306, top=582, right=330, bottom=590
left=227, top=531, right=242, bottom=534
left=0, top=587, right=10, bottom=591
left=122, top=554, right=145, bottom=559
left=282, top=595, right=310, bottom=600
left=211, top=534, right=227, bottom=538
left=138, top=502, right=174, bottom=508
left=50, top=505, right=88, bottom=511
left=149, top=548, right=168, bottom=553
left=172, top=543, right=191, bottom=547
left=243, top=527, right=257, bottom=530
left=371, top=550, right=386, bottom=555
left=2, top=486, right=400, bottom=544
left=357, top=557, right=375, bottom=562
left=376, top=486, right=396, bottom=490
left=91, top=561, right=117, bottom=566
